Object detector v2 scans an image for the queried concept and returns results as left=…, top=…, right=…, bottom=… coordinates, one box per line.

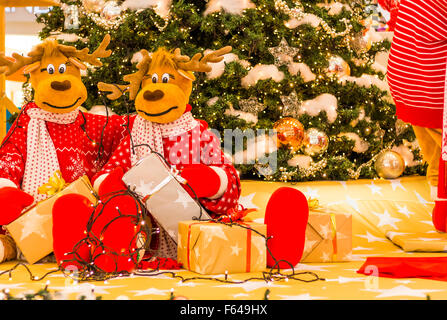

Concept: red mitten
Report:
left=180, top=164, right=221, bottom=198
left=0, top=187, right=34, bottom=225
left=433, top=159, right=447, bottom=232
left=97, top=167, right=127, bottom=197
left=52, top=194, right=94, bottom=270
left=264, top=187, right=309, bottom=269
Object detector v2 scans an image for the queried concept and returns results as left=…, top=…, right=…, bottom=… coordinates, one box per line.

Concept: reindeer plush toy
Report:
left=0, top=35, right=129, bottom=263
left=53, top=46, right=311, bottom=272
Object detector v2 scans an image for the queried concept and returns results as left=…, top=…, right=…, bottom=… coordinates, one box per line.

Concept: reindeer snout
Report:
left=143, top=90, right=164, bottom=101
left=51, top=80, right=72, bottom=91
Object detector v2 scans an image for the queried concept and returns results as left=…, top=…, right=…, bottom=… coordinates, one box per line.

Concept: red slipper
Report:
left=264, top=187, right=309, bottom=269
left=52, top=193, right=94, bottom=270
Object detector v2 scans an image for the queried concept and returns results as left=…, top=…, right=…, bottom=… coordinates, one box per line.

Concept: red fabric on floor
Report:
left=357, top=257, right=447, bottom=281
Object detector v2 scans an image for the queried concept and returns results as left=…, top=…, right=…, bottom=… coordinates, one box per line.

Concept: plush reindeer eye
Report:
left=151, top=74, right=159, bottom=83
left=58, top=64, right=67, bottom=74
left=47, top=64, right=55, bottom=74
left=161, top=73, right=170, bottom=83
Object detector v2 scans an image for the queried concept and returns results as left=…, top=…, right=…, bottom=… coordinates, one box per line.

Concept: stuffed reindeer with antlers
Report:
left=53, top=45, right=312, bottom=271
left=0, top=35, right=131, bottom=264
left=92, top=45, right=242, bottom=217
left=51, top=45, right=244, bottom=266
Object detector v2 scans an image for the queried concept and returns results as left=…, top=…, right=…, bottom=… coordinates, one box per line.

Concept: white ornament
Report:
left=301, top=93, right=338, bottom=123
left=204, top=0, right=256, bottom=16
left=121, top=0, right=172, bottom=18
left=224, top=105, right=258, bottom=124
left=391, top=144, right=421, bottom=167
left=285, top=13, right=321, bottom=29
left=49, top=33, right=88, bottom=43
left=371, top=51, right=390, bottom=74
left=317, top=2, right=352, bottom=15
left=288, top=62, right=316, bottom=82
left=338, top=132, right=370, bottom=153
left=241, top=64, right=284, bottom=88
left=287, top=154, right=312, bottom=169
left=204, top=51, right=250, bottom=79
left=339, top=74, right=390, bottom=92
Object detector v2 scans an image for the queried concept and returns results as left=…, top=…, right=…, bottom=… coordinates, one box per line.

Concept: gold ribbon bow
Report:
left=38, top=170, right=68, bottom=196
left=307, top=198, right=320, bottom=210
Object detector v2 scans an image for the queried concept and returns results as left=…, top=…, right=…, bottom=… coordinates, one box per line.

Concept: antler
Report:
left=172, top=48, right=190, bottom=64
left=0, top=43, right=45, bottom=76
left=98, top=82, right=128, bottom=100
left=176, top=46, right=232, bottom=73
left=123, top=49, right=152, bottom=100
left=59, top=34, right=112, bottom=67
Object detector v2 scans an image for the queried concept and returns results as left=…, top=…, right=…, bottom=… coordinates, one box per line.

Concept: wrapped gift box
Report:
left=122, top=153, right=211, bottom=259
left=386, top=232, right=447, bottom=252
left=6, top=176, right=97, bottom=264
left=301, top=208, right=352, bottom=263
left=178, top=220, right=267, bottom=275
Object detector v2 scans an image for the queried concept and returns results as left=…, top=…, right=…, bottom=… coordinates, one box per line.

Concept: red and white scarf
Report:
left=22, top=107, right=79, bottom=202
left=130, top=112, right=198, bottom=165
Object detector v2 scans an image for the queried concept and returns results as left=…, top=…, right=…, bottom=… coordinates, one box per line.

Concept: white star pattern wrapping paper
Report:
left=3, top=176, right=447, bottom=300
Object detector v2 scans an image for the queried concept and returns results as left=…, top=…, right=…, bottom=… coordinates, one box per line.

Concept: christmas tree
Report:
left=33, top=0, right=425, bottom=182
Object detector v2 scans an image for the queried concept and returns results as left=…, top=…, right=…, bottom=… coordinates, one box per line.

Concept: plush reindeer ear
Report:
left=23, top=61, right=41, bottom=74
left=177, top=69, right=196, bottom=81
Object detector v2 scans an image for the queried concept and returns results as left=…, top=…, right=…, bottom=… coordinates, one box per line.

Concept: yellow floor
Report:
left=2, top=176, right=447, bottom=300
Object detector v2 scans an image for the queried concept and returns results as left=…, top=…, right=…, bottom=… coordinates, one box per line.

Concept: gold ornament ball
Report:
left=273, top=118, right=305, bottom=151
left=364, top=127, right=372, bottom=135
left=82, top=0, right=106, bottom=13
left=327, top=55, right=350, bottom=78
left=303, top=128, right=329, bottom=156
left=351, top=29, right=372, bottom=53
left=375, top=150, right=405, bottom=179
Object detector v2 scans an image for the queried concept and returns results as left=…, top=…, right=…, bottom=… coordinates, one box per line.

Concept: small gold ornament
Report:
left=326, top=55, right=350, bottom=78
left=303, top=128, right=329, bottom=156
left=375, top=150, right=405, bottom=179
left=273, top=117, right=305, bottom=151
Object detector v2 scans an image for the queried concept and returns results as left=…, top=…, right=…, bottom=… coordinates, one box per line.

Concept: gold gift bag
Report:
left=178, top=220, right=267, bottom=275
left=6, top=175, right=97, bottom=264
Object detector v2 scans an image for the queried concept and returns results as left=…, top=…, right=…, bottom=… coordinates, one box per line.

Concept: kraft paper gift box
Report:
left=122, top=153, right=211, bottom=259
left=301, top=208, right=352, bottom=263
left=177, top=220, right=267, bottom=275
left=6, top=175, right=97, bottom=264
left=386, top=232, right=447, bottom=252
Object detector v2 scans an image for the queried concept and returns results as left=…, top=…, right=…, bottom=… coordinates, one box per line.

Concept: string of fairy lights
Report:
left=0, top=94, right=325, bottom=299
left=31, top=0, right=423, bottom=184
